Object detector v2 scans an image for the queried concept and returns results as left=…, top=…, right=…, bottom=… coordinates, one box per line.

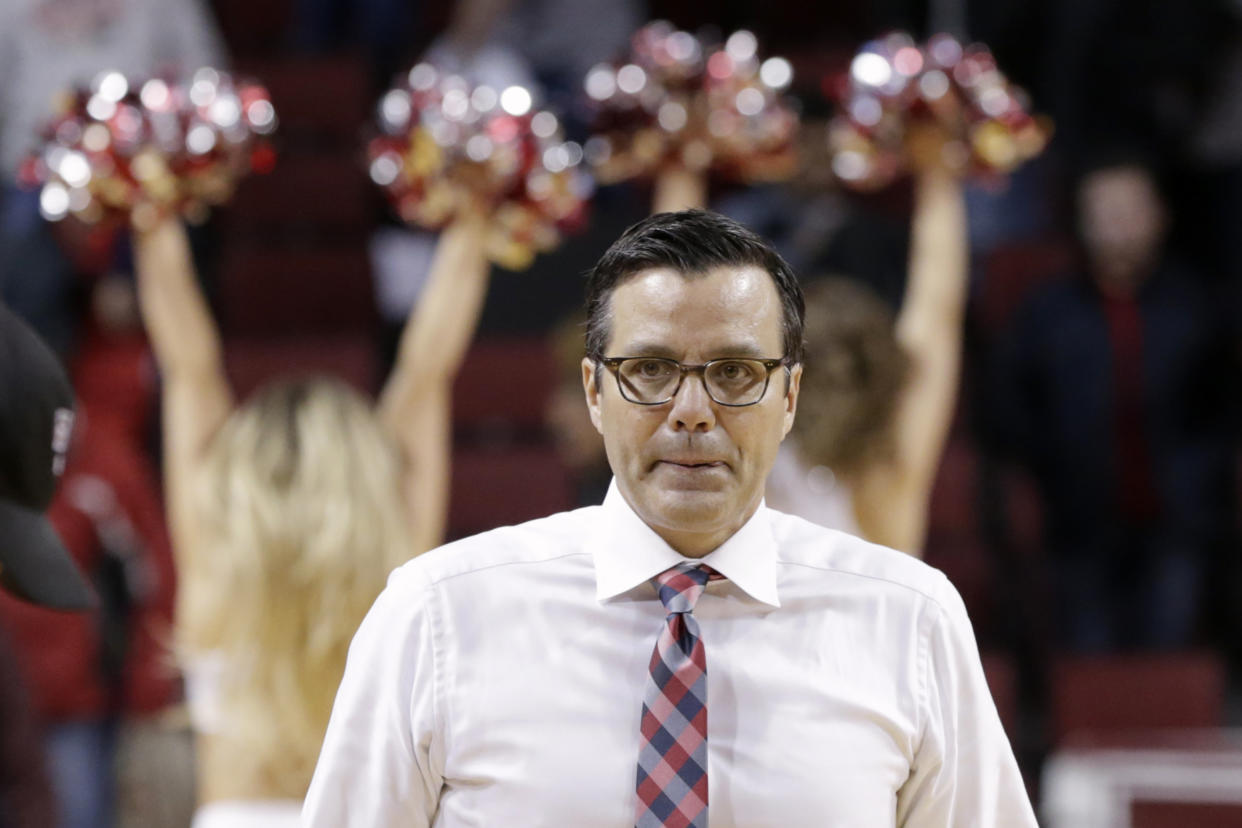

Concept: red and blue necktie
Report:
left=635, top=563, right=722, bottom=828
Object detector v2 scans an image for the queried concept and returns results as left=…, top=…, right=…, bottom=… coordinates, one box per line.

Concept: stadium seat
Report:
left=980, top=651, right=1019, bottom=741
left=1049, top=651, right=1227, bottom=745
left=977, top=236, right=1076, bottom=338
left=224, top=150, right=374, bottom=234
left=218, top=241, right=376, bottom=336
left=232, top=55, right=371, bottom=142
left=448, top=445, right=575, bottom=538
left=452, top=337, right=559, bottom=436
left=1131, top=801, right=1242, bottom=828
left=224, top=335, right=379, bottom=399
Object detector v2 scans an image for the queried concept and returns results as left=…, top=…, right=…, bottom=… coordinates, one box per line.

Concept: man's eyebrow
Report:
left=611, top=342, right=769, bottom=359
left=609, top=342, right=679, bottom=358
left=707, top=344, right=769, bottom=358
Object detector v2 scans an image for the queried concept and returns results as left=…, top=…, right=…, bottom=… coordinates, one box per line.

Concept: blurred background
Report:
left=2, top=0, right=1242, bottom=825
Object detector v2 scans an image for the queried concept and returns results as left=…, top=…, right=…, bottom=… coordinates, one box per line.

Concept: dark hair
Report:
left=584, top=210, right=805, bottom=364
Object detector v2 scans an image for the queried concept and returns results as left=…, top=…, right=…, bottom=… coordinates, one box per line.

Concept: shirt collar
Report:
left=591, top=478, right=781, bottom=607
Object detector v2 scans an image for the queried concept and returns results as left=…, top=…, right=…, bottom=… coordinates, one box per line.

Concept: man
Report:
left=305, top=210, right=1036, bottom=826
left=989, top=161, right=1236, bottom=651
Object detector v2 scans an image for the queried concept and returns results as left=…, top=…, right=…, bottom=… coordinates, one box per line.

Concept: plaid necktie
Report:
left=635, top=562, right=723, bottom=828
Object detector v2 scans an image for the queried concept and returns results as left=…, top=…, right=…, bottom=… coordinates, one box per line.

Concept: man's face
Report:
left=583, top=265, right=801, bottom=556
left=1078, top=166, right=1166, bottom=293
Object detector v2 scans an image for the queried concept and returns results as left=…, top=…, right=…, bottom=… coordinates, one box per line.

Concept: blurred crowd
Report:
left=2, top=0, right=1242, bottom=825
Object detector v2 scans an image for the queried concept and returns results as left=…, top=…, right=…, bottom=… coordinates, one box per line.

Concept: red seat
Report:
left=977, top=236, right=1076, bottom=338
left=225, top=150, right=374, bottom=233
left=924, top=439, right=996, bottom=632
left=1132, top=801, right=1242, bottom=828
left=999, top=464, right=1044, bottom=549
left=218, top=242, right=376, bottom=336
left=924, top=533, right=995, bottom=637
left=927, top=438, right=979, bottom=536
left=224, top=335, right=380, bottom=399
left=980, top=651, right=1019, bottom=742
left=448, top=446, right=575, bottom=538
left=210, top=0, right=293, bottom=57
left=1050, top=652, right=1227, bottom=745
left=452, top=338, right=559, bottom=435
left=232, top=55, right=371, bottom=142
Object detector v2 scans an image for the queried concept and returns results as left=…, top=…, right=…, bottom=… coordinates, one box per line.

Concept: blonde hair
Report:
left=792, top=278, right=909, bottom=477
left=177, top=376, right=412, bottom=796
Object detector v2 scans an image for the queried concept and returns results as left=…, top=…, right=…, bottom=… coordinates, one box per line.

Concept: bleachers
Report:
left=448, top=446, right=575, bottom=539
left=224, top=336, right=379, bottom=398
left=1049, top=651, right=1227, bottom=745
left=225, top=150, right=373, bottom=234
left=1132, top=801, right=1242, bottom=828
left=218, top=241, right=376, bottom=336
left=976, top=235, right=1076, bottom=339
left=232, top=55, right=371, bottom=143
left=452, top=337, right=559, bottom=435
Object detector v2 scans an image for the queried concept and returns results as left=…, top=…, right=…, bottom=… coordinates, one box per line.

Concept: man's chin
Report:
left=639, top=489, right=737, bottom=535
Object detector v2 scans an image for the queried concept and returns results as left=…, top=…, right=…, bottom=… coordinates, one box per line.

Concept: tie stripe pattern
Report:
left=635, top=563, right=722, bottom=828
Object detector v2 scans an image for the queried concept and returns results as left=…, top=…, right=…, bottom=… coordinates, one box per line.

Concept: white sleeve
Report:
left=895, top=576, right=1038, bottom=827
left=302, top=567, right=443, bottom=827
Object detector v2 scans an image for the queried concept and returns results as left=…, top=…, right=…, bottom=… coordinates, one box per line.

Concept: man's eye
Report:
left=713, top=361, right=757, bottom=382
left=635, top=360, right=672, bottom=378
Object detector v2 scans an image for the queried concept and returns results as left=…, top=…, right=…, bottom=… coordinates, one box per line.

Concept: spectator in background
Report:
left=0, top=322, right=182, bottom=828
left=0, top=0, right=225, bottom=356
left=989, top=158, right=1237, bottom=652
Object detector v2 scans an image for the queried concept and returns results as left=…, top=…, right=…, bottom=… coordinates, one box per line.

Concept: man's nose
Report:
left=666, top=371, right=716, bottom=432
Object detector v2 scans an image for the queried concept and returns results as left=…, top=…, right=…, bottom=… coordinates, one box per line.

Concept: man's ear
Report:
left=782, top=363, right=802, bottom=438
left=583, top=357, right=604, bottom=434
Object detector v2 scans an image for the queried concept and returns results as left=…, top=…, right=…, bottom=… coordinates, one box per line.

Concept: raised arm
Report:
left=853, top=134, right=968, bottom=555
left=132, top=217, right=233, bottom=560
left=377, top=208, right=491, bottom=554
left=652, top=165, right=708, bottom=214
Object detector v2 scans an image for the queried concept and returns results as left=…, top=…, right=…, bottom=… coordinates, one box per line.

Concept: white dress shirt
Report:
left=303, top=481, right=1037, bottom=827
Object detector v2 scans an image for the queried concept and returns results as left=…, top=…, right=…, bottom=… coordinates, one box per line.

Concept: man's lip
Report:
left=657, top=459, right=727, bottom=468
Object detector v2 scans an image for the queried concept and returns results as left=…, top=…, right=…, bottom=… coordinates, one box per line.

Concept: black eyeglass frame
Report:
left=595, top=355, right=792, bottom=407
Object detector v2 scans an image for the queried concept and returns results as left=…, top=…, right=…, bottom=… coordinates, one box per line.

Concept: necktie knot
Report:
left=652, top=563, right=719, bottom=615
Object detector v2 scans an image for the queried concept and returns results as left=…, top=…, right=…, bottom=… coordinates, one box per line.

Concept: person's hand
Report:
left=131, top=212, right=181, bottom=256
left=904, top=120, right=964, bottom=177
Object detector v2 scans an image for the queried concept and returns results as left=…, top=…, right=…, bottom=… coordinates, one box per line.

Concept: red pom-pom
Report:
left=828, top=32, right=1051, bottom=190
left=582, top=23, right=800, bottom=185
left=20, top=68, right=277, bottom=229
left=368, top=64, right=592, bottom=270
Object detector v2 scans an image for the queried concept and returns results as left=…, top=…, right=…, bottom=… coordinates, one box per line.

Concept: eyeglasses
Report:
left=597, top=356, right=789, bottom=407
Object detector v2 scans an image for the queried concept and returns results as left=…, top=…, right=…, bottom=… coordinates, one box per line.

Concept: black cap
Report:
left=0, top=303, right=92, bottom=610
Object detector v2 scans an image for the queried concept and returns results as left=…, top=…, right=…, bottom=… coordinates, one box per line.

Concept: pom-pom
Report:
left=367, top=64, right=592, bottom=271
left=18, top=68, right=277, bottom=229
left=583, top=22, right=799, bottom=185
left=828, top=32, right=1050, bottom=189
